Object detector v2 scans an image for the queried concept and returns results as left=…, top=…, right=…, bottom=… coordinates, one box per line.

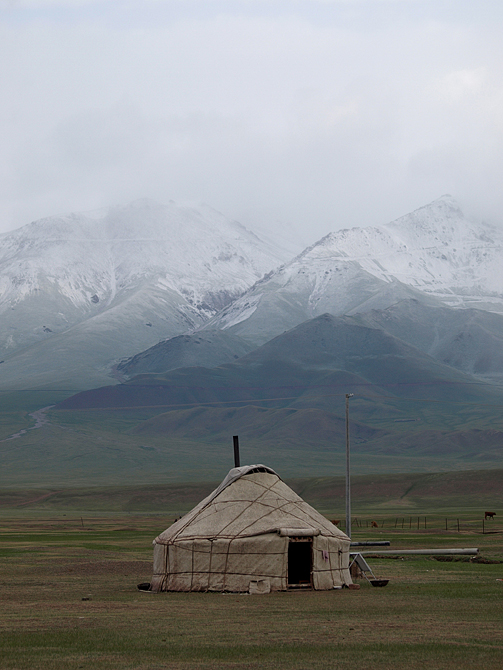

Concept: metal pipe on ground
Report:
left=350, top=541, right=391, bottom=547
left=359, top=548, right=479, bottom=556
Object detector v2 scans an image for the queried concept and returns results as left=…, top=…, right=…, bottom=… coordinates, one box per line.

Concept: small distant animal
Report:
left=485, top=511, right=496, bottom=520
left=371, top=521, right=379, bottom=528
left=330, top=519, right=340, bottom=526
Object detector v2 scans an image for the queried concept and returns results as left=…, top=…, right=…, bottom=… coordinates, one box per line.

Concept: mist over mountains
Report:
left=2, top=194, right=503, bottom=392
left=202, top=196, right=503, bottom=346
left=0, top=199, right=289, bottom=389
left=1, top=195, right=503, bottom=393
left=2, top=194, right=503, bottom=483
left=116, top=196, right=503, bottom=386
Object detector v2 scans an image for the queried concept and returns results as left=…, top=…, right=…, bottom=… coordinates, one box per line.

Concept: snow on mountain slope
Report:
left=0, top=199, right=290, bottom=388
left=203, top=251, right=441, bottom=346
left=311, top=195, right=503, bottom=308
left=204, top=196, right=503, bottom=345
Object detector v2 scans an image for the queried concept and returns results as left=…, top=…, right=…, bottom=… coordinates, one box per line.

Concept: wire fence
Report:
left=336, top=516, right=503, bottom=535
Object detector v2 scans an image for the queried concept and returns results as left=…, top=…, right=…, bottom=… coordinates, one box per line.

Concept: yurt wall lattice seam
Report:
left=223, top=537, right=232, bottom=591
left=190, top=542, right=195, bottom=591
left=208, top=539, right=215, bottom=591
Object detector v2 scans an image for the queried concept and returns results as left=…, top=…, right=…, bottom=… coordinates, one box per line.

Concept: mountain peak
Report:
left=204, top=195, right=503, bottom=350
left=0, top=199, right=291, bottom=389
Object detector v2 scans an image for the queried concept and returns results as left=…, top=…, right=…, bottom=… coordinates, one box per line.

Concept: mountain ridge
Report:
left=3, top=194, right=503, bottom=391
left=57, top=312, right=502, bottom=411
left=0, top=198, right=290, bottom=389
left=202, top=196, right=503, bottom=348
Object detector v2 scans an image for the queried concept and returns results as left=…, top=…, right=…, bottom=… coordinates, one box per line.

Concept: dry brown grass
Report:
left=1, top=515, right=502, bottom=669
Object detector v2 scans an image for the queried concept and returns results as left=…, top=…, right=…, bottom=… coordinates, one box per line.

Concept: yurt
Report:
left=150, top=465, right=352, bottom=593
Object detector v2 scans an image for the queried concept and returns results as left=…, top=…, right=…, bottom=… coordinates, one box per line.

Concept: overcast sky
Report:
left=1, top=0, right=503, bottom=244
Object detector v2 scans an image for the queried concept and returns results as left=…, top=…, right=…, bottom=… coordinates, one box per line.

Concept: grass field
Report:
left=1, top=388, right=503, bottom=487
left=2, top=468, right=502, bottom=516
left=1, top=489, right=502, bottom=670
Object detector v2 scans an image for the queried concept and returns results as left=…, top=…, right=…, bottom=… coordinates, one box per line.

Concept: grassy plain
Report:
left=1, top=485, right=502, bottom=670
left=2, top=468, right=502, bottom=516
left=2, top=403, right=503, bottom=488
left=1, top=386, right=503, bottom=488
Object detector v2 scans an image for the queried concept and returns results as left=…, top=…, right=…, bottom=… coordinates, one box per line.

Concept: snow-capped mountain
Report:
left=2, top=194, right=502, bottom=390
left=0, top=199, right=290, bottom=388
left=315, top=195, right=503, bottom=309
left=204, top=196, right=503, bottom=345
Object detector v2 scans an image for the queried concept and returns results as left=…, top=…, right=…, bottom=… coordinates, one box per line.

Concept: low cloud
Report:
left=1, top=1, right=503, bottom=241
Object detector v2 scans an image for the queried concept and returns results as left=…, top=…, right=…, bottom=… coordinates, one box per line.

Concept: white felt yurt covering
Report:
left=151, top=465, right=352, bottom=592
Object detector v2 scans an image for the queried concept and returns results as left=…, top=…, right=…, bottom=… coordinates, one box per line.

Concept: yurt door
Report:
left=287, top=537, right=313, bottom=588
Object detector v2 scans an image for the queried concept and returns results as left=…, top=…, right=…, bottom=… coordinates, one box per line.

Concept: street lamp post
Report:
left=345, top=393, right=354, bottom=539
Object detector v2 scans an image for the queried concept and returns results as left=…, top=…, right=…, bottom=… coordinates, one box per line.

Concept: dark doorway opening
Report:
left=288, top=539, right=312, bottom=587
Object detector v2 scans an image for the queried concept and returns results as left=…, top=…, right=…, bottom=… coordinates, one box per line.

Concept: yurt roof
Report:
left=155, top=464, right=349, bottom=544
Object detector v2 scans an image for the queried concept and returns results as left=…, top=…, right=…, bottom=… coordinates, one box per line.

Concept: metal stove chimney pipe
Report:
left=233, top=435, right=240, bottom=468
